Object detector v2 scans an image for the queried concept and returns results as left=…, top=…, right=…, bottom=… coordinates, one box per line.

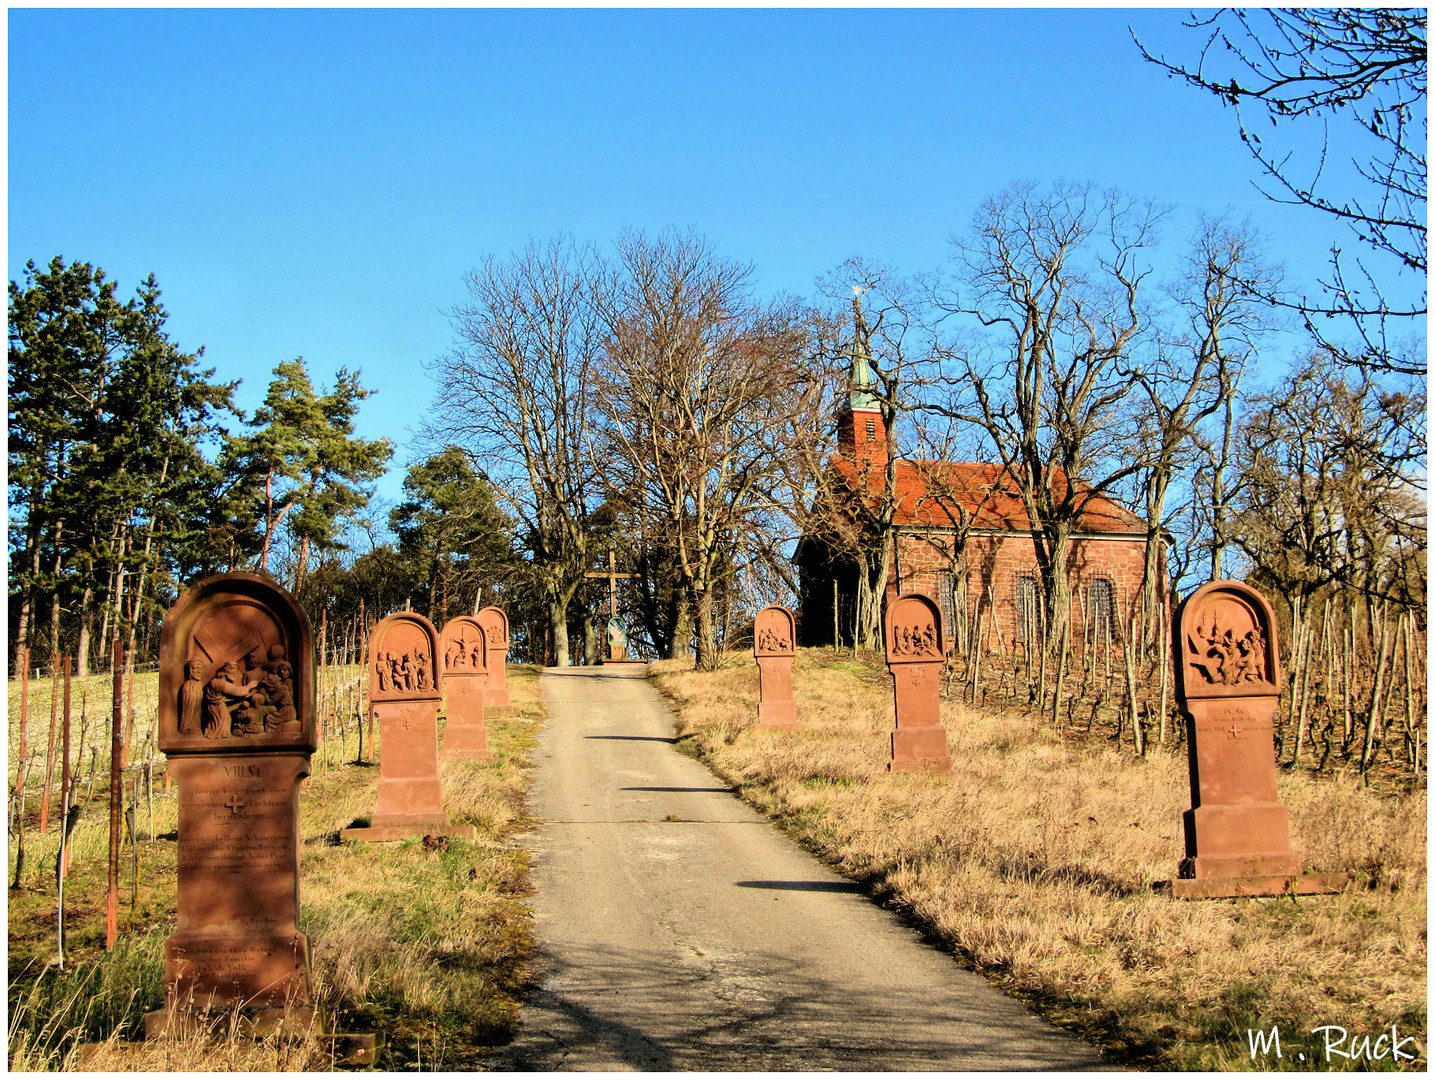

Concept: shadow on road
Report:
left=585, top=734, right=676, bottom=744
left=734, top=879, right=866, bottom=893
left=499, top=940, right=1105, bottom=1071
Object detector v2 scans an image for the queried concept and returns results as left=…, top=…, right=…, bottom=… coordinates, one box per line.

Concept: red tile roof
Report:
left=831, top=458, right=1147, bottom=534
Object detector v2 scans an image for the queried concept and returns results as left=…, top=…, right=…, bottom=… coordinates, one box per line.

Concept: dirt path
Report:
left=497, top=665, right=1105, bottom=1071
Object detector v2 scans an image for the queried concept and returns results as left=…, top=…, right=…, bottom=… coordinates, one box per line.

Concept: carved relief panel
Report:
left=370, top=612, right=442, bottom=703
left=1175, top=581, right=1281, bottom=699
left=884, top=594, right=945, bottom=664
left=753, top=605, right=796, bottom=658
left=159, top=573, right=315, bottom=754
left=440, top=616, right=487, bottom=675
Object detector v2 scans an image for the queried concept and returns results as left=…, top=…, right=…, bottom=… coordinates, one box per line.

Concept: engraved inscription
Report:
left=177, top=832, right=293, bottom=877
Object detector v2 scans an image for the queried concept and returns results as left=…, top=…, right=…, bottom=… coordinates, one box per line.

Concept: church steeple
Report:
left=847, top=291, right=880, bottom=411
left=836, top=290, right=888, bottom=467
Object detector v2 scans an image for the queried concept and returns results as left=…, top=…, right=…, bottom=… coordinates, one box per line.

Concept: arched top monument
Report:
left=370, top=612, right=442, bottom=703
left=158, top=572, right=315, bottom=754
left=1175, top=580, right=1281, bottom=699
left=884, top=593, right=945, bottom=665
left=440, top=616, right=487, bottom=676
left=753, top=605, right=796, bottom=658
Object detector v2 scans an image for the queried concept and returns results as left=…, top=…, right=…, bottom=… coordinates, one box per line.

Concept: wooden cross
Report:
left=585, top=546, right=639, bottom=620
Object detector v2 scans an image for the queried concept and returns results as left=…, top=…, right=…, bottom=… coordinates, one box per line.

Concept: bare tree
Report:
left=1126, top=216, right=1278, bottom=643
left=1234, top=351, right=1427, bottom=625
left=592, top=230, right=814, bottom=670
left=931, top=182, right=1161, bottom=644
left=429, top=236, right=602, bottom=666
left=1137, top=8, right=1426, bottom=376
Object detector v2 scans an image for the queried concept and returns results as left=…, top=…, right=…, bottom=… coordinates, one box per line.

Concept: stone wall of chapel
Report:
left=892, top=532, right=1161, bottom=652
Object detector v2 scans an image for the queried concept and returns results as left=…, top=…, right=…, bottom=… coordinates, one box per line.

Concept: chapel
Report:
left=795, top=302, right=1163, bottom=652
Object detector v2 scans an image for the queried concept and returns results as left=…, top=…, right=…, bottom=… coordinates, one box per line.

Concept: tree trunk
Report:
left=582, top=612, right=598, bottom=666
left=854, top=541, right=894, bottom=650
left=548, top=599, right=570, bottom=667
left=1139, top=474, right=1170, bottom=654
left=694, top=588, right=719, bottom=671
left=669, top=599, right=693, bottom=661
left=13, top=517, right=41, bottom=679
left=1039, top=525, right=1074, bottom=661
left=76, top=581, right=94, bottom=678
left=295, top=535, right=311, bottom=595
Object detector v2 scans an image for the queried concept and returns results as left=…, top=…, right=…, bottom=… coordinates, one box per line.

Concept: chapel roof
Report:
left=831, top=457, right=1148, bottom=535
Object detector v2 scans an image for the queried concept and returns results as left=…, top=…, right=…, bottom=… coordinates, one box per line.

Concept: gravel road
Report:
left=495, top=664, right=1106, bottom=1071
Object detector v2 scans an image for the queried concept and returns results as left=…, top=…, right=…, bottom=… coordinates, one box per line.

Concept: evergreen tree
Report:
left=219, top=359, right=393, bottom=591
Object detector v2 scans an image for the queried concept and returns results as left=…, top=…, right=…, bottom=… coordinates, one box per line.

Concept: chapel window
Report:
left=1015, top=575, right=1041, bottom=648
left=1088, top=577, right=1115, bottom=645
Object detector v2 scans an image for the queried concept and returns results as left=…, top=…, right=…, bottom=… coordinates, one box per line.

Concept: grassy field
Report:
left=7, top=664, right=542, bottom=1071
left=650, top=648, right=1427, bottom=1071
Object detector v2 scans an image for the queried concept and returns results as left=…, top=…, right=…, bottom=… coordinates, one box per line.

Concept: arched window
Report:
left=1087, top=577, right=1114, bottom=645
left=1015, top=575, right=1041, bottom=647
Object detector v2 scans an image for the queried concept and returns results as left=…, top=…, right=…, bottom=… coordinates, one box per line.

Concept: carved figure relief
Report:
left=180, top=636, right=300, bottom=741
left=757, top=625, right=789, bottom=652
left=476, top=607, right=509, bottom=651
left=440, top=618, right=487, bottom=676
left=890, top=618, right=939, bottom=658
left=192, top=643, right=300, bottom=740
left=445, top=637, right=466, bottom=670
left=1185, top=594, right=1272, bottom=688
left=753, top=606, right=797, bottom=658
left=884, top=594, right=945, bottom=664
left=158, top=573, right=315, bottom=754
left=179, top=659, right=205, bottom=735
left=370, top=613, right=442, bottom=702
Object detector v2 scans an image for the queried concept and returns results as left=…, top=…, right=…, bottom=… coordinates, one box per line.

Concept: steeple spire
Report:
left=848, top=290, right=880, bottom=411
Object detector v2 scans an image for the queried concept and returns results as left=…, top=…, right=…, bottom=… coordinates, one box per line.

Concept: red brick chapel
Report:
left=795, top=305, right=1163, bottom=653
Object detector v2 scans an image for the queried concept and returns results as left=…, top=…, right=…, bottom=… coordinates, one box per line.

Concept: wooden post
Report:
left=15, top=647, right=30, bottom=797
left=123, top=649, right=137, bottom=767
left=107, top=642, right=124, bottom=950
left=40, top=664, right=60, bottom=832
left=60, top=658, right=73, bottom=876
left=11, top=648, right=32, bottom=888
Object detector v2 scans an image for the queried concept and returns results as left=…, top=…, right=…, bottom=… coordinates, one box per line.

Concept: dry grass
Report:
left=8, top=665, right=544, bottom=1071
left=651, top=648, right=1427, bottom=1071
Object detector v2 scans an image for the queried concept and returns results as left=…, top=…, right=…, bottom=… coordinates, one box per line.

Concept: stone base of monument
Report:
left=1162, top=802, right=1351, bottom=898
left=1166, top=871, right=1350, bottom=899
left=144, top=1001, right=320, bottom=1040
left=340, top=814, right=478, bottom=843
left=442, top=725, right=495, bottom=762
left=140, top=1004, right=378, bottom=1066
left=888, top=726, right=952, bottom=773
left=756, top=700, right=799, bottom=732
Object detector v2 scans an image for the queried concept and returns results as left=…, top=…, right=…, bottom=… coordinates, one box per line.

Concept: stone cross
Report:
left=475, top=606, right=511, bottom=708
left=439, top=615, right=493, bottom=762
left=1170, top=580, right=1347, bottom=898
left=753, top=605, right=799, bottom=733
left=342, top=612, right=473, bottom=843
left=883, top=593, right=951, bottom=773
left=147, top=572, right=317, bottom=1037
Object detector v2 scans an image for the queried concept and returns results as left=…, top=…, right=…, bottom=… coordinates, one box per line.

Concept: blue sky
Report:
left=9, top=7, right=1373, bottom=518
